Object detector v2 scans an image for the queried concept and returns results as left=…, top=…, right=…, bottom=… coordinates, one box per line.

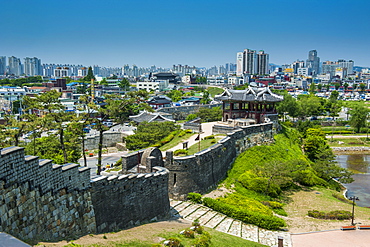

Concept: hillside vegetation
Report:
left=192, top=124, right=353, bottom=230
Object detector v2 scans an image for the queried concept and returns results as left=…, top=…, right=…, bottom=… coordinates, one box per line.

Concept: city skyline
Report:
left=1, top=0, right=369, bottom=68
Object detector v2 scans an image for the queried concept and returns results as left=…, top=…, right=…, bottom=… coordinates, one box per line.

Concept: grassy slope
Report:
left=224, top=131, right=307, bottom=186
left=41, top=223, right=266, bottom=247
left=208, top=87, right=225, bottom=98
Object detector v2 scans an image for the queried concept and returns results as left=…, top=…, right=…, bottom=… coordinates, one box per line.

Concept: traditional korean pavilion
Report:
left=215, top=87, right=284, bottom=124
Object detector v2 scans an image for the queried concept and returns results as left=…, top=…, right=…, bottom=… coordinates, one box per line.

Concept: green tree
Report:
left=344, top=82, right=349, bottom=91
left=125, top=121, right=180, bottom=150
left=88, top=91, right=152, bottom=174
left=83, top=66, right=96, bottom=81
left=276, top=91, right=301, bottom=121
left=118, top=78, right=130, bottom=91
left=23, top=90, right=75, bottom=163
left=196, top=107, right=222, bottom=122
left=200, top=91, right=211, bottom=104
left=359, top=83, right=366, bottom=92
left=100, top=78, right=108, bottom=86
left=349, top=103, right=370, bottom=133
left=167, top=90, right=183, bottom=102
left=309, top=83, right=316, bottom=94
left=298, top=95, right=323, bottom=118
left=253, top=160, right=294, bottom=197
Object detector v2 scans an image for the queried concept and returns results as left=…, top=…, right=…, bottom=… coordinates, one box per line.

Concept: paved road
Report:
left=79, top=151, right=128, bottom=177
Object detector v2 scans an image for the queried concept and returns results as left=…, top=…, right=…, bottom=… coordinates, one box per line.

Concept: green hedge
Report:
left=308, top=210, right=351, bottom=220
left=188, top=193, right=202, bottom=204
left=202, top=197, right=285, bottom=230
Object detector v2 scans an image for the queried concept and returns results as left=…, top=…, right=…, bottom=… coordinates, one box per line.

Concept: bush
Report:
left=188, top=193, right=202, bottom=204
left=262, top=201, right=283, bottom=209
left=163, top=237, right=182, bottom=247
left=202, top=197, right=285, bottom=230
left=308, top=210, right=351, bottom=220
left=174, top=149, right=188, bottom=156
left=192, top=231, right=211, bottom=247
left=180, top=229, right=195, bottom=238
left=273, top=208, right=288, bottom=216
left=203, top=135, right=215, bottom=140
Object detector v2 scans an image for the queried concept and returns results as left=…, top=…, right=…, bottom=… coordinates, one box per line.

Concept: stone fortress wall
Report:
left=0, top=122, right=274, bottom=242
left=0, top=146, right=170, bottom=242
left=164, top=123, right=274, bottom=200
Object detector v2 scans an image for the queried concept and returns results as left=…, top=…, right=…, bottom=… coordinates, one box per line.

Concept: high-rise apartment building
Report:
left=243, top=49, right=257, bottom=74
left=291, top=60, right=305, bottom=74
left=337, top=59, right=354, bottom=75
left=8, top=56, right=22, bottom=76
left=236, top=52, right=243, bottom=76
left=0, top=56, right=6, bottom=75
left=237, top=49, right=268, bottom=75
left=256, top=50, right=269, bottom=75
left=322, top=59, right=354, bottom=78
left=24, top=57, right=42, bottom=76
left=306, top=50, right=320, bottom=75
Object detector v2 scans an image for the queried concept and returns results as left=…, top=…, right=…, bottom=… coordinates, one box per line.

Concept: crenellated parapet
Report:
left=90, top=166, right=170, bottom=233
left=0, top=146, right=90, bottom=194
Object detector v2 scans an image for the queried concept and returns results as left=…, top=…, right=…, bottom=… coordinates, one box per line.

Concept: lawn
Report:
left=186, top=137, right=220, bottom=155
left=38, top=220, right=266, bottom=247
left=284, top=186, right=370, bottom=233
left=159, top=132, right=194, bottom=151
left=328, top=137, right=370, bottom=147
left=208, top=87, right=225, bottom=98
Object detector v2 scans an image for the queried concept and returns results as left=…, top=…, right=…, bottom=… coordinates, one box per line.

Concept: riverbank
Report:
left=332, top=146, right=370, bottom=154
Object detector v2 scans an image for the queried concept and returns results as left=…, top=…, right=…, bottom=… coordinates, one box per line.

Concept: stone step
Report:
left=173, top=201, right=192, bottom=213
left=228, top=220, right=242, bottom=237
left=169, top=200, right=183, bottom=208
left=180, top=204, right=201, bottom=218
left=241, top=223, right=258, bottom=242
left=197, top=210, right=218, bottom=225
left=204, top=213, right=226, bottom=229
left=215, top=217, right=234, bottom=233
left=184, top=205, right=210, bottom=222
left=170, top=201, right=292, bottom=247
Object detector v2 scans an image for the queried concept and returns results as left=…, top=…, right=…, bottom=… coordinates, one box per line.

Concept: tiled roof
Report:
left=129, top=111, right=175, bottom=123
left=215, top=87, right=284, bottom=102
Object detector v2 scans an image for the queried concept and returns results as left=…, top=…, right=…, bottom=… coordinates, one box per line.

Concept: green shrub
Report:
left=203, top=135, right=215, bottom=140
left=174, top=149, right=188, bottom=156
left=202, top=197, right=285, bottom=230
left=164, top=237, right=182, bottom=247
left=185, top=129, right=193, bottom=133
left=152, top=244, right=163, bottom=247
left=180, top=229, right=195, bottom=238
left=308, top=210, right=351, bottom=220
left=262, top=201, right=283, bottom=209
left=273, top=208, right=288, bottom=216
left=192, top=231, right=211, bottom=247
left=188, top=193, right=202, bottom=204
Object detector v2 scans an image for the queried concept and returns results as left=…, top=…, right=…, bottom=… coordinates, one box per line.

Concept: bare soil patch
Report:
left=37, top=219, right=191, bottom=247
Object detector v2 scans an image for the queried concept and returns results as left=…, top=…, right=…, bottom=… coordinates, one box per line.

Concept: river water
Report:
left=335, top=154, right=370, bottom=207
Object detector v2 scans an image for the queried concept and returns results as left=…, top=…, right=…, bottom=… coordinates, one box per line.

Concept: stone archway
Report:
left=141, top=147, right=163, bottom=169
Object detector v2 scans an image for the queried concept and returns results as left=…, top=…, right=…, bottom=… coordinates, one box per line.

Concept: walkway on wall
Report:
left=170, top=200, right=292, bottom=247
left=166, top=122, right=216, bottom=153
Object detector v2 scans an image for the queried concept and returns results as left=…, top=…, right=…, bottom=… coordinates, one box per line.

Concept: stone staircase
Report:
left=170, top=200, right=292, bottom=247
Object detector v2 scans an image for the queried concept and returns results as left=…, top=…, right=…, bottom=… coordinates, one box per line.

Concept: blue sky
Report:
left=1, top=0, right=369, bottom=68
